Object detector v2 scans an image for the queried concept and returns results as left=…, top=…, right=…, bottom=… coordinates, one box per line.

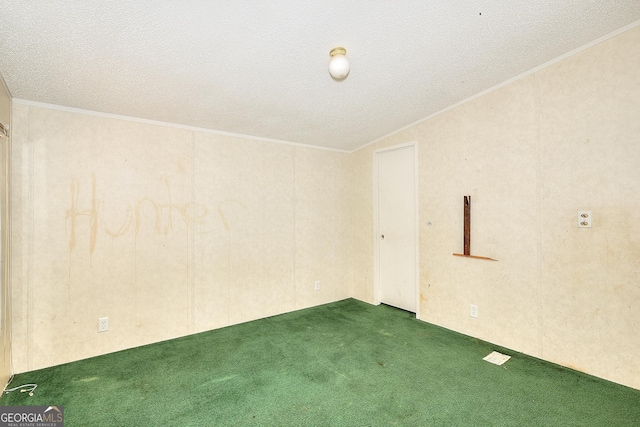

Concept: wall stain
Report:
left=216, top=199, right=247, bottom=324
left=217, top=200, right=246, bottom=232
left=65, top=174, right=98, bottom=255
left=104, top=203, right=133, bottom=238
left=66, top=174, right=208, bottom=255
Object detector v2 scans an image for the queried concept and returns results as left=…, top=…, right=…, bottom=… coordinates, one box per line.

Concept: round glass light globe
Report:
left=329, top=55, right=350, bottom=79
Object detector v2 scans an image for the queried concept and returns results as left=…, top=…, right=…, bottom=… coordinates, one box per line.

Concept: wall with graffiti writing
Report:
left=10, top=105, right=350, bottom=372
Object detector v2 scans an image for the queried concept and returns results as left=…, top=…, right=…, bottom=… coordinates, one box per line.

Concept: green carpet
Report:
left=2, top=299, right=639, bottom=426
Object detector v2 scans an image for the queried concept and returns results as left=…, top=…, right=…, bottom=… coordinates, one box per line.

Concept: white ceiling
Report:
left=1, top=1, right=639, bottom=152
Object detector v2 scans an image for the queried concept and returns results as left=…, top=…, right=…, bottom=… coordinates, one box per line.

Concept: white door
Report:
left=375, top=144, right=417, bottom=313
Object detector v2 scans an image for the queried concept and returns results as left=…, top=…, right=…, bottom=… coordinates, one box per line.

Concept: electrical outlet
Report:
left=98, top=317, right=109, bottom=332
left=314, top=281, right=321, bottom=291
left=578, top=211, right=592, bottom=228
left=470, top=305, right=478, bottom=318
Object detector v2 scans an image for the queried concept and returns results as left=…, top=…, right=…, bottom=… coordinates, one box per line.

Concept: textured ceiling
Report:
left=1, top=1, right=639, bottom=152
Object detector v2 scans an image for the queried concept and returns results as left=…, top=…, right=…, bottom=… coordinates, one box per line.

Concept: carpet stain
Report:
left=200, top=375, right=238, bottom=386
left=332, top=370, right=349, bottom=380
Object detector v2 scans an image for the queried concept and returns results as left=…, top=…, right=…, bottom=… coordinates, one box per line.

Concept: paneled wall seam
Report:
left=292, top=148, right=297, bottom=310
left=189, top=130, right=196, bottom=333
left=533, top=72, right=544, bottom=360
left=26, top=107, right=33, bottom=371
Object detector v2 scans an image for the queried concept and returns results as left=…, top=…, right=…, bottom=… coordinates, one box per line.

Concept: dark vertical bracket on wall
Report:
left=463, top=195, right=471, bottom=255
left=453, top=195, right=498, bottom=261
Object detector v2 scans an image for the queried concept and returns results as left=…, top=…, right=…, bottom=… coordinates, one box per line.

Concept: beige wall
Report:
left=9, top=106, right=349, bottom=372
left=351, top=26, right=640, bottom=389
left=0, top=75, right=11, bottom=389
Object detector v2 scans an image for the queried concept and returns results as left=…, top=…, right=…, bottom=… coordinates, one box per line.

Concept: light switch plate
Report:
left=470, top=304, right=478, bottom=318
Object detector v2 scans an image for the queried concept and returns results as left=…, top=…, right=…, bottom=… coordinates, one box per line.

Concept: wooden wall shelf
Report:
left=452, top=253, right=498, bottom=261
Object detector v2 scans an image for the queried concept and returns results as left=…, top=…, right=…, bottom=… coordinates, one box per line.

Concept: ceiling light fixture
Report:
left=328, top=47, right=349, bottom=80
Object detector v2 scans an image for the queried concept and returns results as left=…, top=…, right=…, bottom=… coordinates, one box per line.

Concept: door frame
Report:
left=373, top=142, right=420, bottom=319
